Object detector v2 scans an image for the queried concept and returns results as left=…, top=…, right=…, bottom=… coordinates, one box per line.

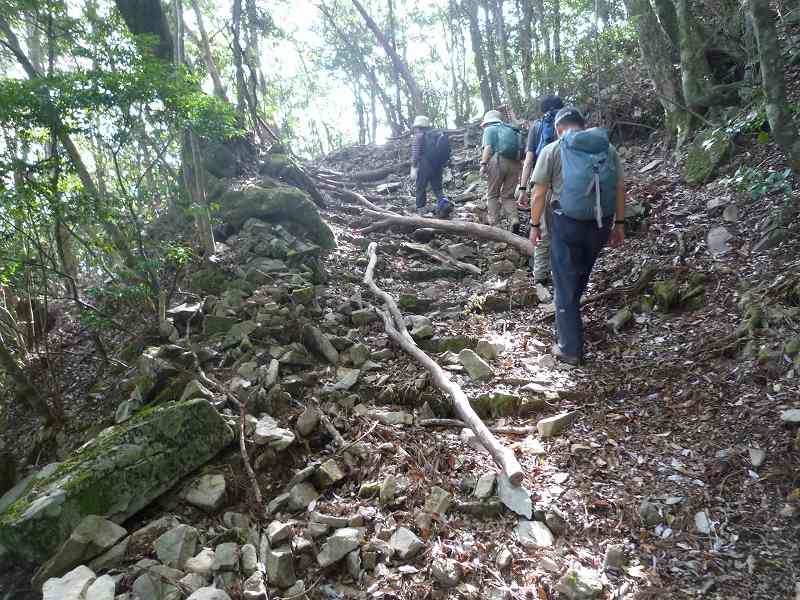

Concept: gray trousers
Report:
left=532, top=212, right=551, bottom=280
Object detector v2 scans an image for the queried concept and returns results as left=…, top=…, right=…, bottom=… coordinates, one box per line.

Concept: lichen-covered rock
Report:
left=0, top=399, right=233, bottom=563
left=683, top=130, right=732, bottom=185
left=218, top=186, right=335, bottom=250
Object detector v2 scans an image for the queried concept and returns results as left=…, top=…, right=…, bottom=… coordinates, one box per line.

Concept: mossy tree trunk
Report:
left=748, top=0, right=800, bottom=173
left=481, top=0, right=504, bottom=107
left=624, top=0, right=690, bottom=146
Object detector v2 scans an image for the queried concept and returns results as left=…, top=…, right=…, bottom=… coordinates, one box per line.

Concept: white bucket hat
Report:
left=412, top=115, right=431, bottom=128
left=481, top=110, right=503, bottom=127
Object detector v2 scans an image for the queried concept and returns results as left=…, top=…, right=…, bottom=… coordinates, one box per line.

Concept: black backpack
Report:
left=422, top=129, right=451, bottom=168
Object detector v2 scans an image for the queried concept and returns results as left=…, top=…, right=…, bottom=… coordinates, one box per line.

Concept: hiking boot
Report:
left=534, top=277, right=551, bottom=286
left=416, top=206, right=432, bottom=216
left=551, top=344, right=581, bottom=366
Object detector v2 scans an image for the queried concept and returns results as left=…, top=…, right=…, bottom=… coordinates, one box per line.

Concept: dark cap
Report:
left=554, top=106, right=585, bottom=128
left=541, top=95, right=564, bottom=113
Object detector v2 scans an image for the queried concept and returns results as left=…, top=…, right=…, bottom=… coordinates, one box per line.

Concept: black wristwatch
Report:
left=615, top=220, right=625, bottom=225
left=531, top=223, right=541, bottom=228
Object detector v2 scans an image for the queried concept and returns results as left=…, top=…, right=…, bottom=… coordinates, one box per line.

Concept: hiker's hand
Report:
left=410, top=166, right=418, bottom=180
left=515, top=186, right=528, bottom=204
left=479, top=163, right=487, bottom=178
left=609, top=224, right=625, bottom=248
left=529, top=225, right=542, bottom=246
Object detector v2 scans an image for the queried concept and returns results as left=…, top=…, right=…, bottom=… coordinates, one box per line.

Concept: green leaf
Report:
left=756, top=131, right=770, bottom=145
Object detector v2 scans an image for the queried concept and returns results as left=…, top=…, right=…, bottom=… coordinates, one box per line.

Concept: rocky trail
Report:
left=1, top=127, right=799, bottom=600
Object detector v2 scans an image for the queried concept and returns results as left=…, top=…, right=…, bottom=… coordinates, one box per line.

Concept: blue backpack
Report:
left=558, top=128, right=618, bottom=226
left=535, top=110, right=558, bottom=158
left=422, top=129, right=451, bottom=168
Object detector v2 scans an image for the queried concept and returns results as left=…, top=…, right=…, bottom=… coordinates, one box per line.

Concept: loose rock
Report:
left=184, top=474, right=227, bottom=512
left=496, top=475, right=532, bottom=519
left=389, top=527, right=424, bottom=561
left=154, top=524, right=198, bottom=570
left=266, top=546, right=296, bottom=588
left=514, top=520, right=554, bottom=548
left=431, top=557, right=462, bottom=587
left=537, top=411, right=579, bottom=438
left=458, top=349, right=494, bottom=381
left=555, top=566, right=603, bottom=599
left=317, top=528, right=362, bottom=567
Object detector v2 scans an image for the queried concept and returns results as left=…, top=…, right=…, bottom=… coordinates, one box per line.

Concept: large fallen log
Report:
left=363, top=242, right=524, bottom=486
left=360, top=210, right=534, bottom=256
left=350, top=161, right=411, bottom=182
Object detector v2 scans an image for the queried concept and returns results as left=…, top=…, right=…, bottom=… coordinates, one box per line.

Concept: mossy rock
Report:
left=653, top=280, right=680, bottom=310
left=784, top=337, right=800, bottom=356
left=683, top=130, right=732, bottom=185
left=421, top=335, right=477, bottom=354
left=203, top=142, right=238, bottom=179
left=218, top=185, right=335, bottom=250
left=0, top=398, right=233, bottom=564
left=471, top=392, right=520, bottom=419
left=189, top=265, right=231, bottom=296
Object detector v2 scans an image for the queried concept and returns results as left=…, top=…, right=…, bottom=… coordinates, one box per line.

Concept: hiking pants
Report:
left=532, top=214, right=551, bottom=281
left=486, top=155, right=521, bottom=226
left=550, top=211, right=611, bottom=359
left=416, top=158, right=444, bottom=210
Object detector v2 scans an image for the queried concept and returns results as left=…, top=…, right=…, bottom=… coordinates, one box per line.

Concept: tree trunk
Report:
left=481, top=0, right=503, bottom=107
left=387, top=0, right=404, bottom=124
left=534, top=0, right=551, bottom=91
left=319, top=4, right=407, bottom=132
left=553, top=0, right=561, bottom=66
left=518, top=0, right=534, bottom=104
left=0, top=340, right=56, bottom=422
left=190, top=0, right=228, bottom=102
left=651, top=0, right=680, bottom=49
left=749, top=0, right=800, bottom=171
left=623, top=0, right=690, bottom=146
left=114, top=0, right=174, bottom=61
left=464, top=0, right=493, bottom=112
left=491, top=0, right=524, bottom=118
left=350, top=0, right=425, bottom=117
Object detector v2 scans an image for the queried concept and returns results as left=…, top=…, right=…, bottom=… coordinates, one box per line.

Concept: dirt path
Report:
left=317, top=135, right=800, bottom=598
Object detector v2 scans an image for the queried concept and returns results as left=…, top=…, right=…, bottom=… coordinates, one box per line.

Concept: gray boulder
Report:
left=42, top=565, right=96, bottom=600
left=36, top=516, right=127, bottom=582
left=555, top=566, right=603, bottom=599
left=154, top=524, right=198, bottom=569
left=266, top=546, right=296, bottom=588
left=0, top=398, right=232, bottom=563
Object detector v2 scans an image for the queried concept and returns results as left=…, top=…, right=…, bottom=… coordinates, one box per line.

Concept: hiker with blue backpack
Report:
left=515, top=95, right=564, bottom=285
left=479, top=110, right=523, bottom=228
left=529, top=107, right=626, bottom=366
left=410, top=115, right=453, bottom=218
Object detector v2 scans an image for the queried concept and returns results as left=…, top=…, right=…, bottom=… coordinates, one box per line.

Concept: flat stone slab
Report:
left=0, top=399, right=233, bottom=562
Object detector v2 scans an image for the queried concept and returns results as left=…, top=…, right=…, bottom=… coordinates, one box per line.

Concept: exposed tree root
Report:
left=363, top=241, right=525, bottom=486
left=360, top=211, right=535, bottom=256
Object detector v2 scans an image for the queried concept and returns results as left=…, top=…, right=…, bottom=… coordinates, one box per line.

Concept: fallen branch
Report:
left=190, top=350, right=264, bottom=515
left=418, top=418, right=537, bottom=436
left=402, top=242, right=481, bottom=275
left=350, top=161, right=410, bottom=182
left=360, top=210, right=534, bottom=256
left=363, top=242, right=524, bottom=486
left=582, top=263, right=659, bottom=306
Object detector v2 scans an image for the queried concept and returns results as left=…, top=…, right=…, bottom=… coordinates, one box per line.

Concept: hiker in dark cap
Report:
left=529, top=106, right=626, bottom=366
